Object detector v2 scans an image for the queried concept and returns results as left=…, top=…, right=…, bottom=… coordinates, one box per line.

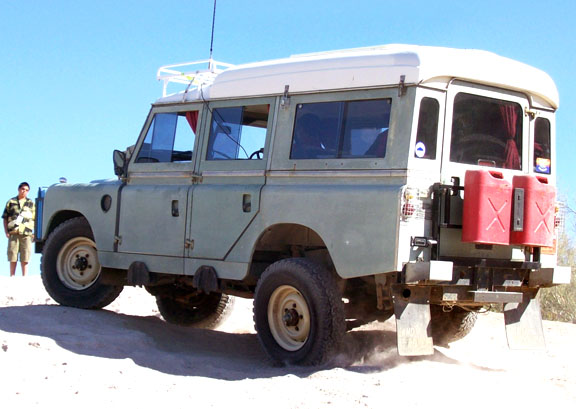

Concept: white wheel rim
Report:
left=268, top=285, right=311, bottom=351
left=56, top=237, right=101, bottom=290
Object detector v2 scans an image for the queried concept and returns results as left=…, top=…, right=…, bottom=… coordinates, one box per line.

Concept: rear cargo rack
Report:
left=157, top=59, right=234, bottom=97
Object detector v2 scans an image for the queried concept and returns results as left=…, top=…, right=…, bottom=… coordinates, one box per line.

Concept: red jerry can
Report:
left=462, top=170, right=512, bottom=245
left=510, top=175, right=556, bottom=247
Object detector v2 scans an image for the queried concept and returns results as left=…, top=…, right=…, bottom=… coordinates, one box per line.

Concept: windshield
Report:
left=450, top=93, right=523, bottom=170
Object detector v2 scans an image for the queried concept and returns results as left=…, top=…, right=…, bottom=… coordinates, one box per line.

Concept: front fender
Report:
left=39, top=179, right=122, bottom=253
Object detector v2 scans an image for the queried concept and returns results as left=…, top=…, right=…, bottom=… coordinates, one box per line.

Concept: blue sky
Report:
left=1, top=0, right=575, bottom=275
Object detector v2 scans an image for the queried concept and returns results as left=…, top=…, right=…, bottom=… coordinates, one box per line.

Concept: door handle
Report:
left=242, top=194, right=251, bottom=213
left=172, top=200, right=179, bottom=217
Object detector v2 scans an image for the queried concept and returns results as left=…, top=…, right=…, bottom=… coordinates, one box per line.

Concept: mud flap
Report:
left=504, top=293, right=545, bottom=350
left=392, top=286, right=434, bottom=356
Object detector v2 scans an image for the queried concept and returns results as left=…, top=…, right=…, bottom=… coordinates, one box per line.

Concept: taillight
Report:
left=554, top=202, right=565, bottom=233
left=542, top=202, right=564, bottom=255
left=402, top=202, right=416, bottom=217
left=401, top=187, right=425, bottom=220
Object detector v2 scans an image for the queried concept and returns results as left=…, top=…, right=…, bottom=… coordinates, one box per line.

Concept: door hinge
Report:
left=185, top=239, right=194, bottom=249
left=191, top=173, right=203, bottom=183
left=114, top=235, right=122, bottom=245
left=280, top=85, right=290, bottom=109
left=398, top=75, right=407, bottom=97
left=525, top=108, right=537, bottom=119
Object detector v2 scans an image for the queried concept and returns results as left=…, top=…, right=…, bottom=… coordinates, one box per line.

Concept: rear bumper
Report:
left=530, top=266, right=571, bottom=286
left=392, top=260, right=566, bottom=356
left=398, top=259, right=571, bottom=308
left=403, top=259, right=570, bottom=287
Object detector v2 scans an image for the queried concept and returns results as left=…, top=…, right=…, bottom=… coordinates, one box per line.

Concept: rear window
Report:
left=414, top=98, right=439, bottom=160
left=450, top=93, right=522, bottom=170
left=534, top=118, right=551, bottom=174
left=290, top=99, right=391, bottom=159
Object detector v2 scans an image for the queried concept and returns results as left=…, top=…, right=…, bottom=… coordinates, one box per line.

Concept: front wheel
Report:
left=41, top=217, right=123, bottom=309
left=253, top=258, right=345, bottom=366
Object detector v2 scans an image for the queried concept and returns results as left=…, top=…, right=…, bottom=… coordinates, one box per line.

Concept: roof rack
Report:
left=157, top=59, right=234, bottom=97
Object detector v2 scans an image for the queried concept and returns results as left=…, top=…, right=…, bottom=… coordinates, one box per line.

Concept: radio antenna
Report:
left=209, top=0, right=217, bottom=70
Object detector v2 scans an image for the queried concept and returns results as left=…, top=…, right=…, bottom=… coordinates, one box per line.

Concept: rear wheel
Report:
left=156, top=291, right=234, bottom=329
left=41, top=217, right=123, bottom=309
left=430, top=305, right=478, bottom=345
left=253, top=258, right=345, bottom=366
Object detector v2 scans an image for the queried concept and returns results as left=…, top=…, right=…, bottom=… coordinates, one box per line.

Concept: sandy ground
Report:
left=1, top=276, right=575, bottom=408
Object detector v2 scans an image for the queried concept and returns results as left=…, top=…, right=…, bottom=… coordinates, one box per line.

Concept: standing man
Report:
left=2, top=182, right=35, bottom=276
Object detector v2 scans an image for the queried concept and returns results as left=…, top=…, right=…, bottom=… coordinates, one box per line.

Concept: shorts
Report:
left=7, top=234, right=33, bottom=263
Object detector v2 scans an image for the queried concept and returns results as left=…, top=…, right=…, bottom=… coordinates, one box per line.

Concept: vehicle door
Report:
left=439, top=81, right=532, bottom=259
left=185, top=98, right=274, bottom=266
left=116, top=105, right=202, bottom=272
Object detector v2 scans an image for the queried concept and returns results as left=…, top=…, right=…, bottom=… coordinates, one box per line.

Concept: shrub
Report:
left=539, top=233, right=576, bottom=323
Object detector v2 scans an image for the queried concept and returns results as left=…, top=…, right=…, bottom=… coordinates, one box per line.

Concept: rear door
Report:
left=186, top=97, right=275, bottom=264
left=439, top=82, right=532, bottom=259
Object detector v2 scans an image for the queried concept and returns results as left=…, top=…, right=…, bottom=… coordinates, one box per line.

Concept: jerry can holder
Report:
left=430, top=178, right=464, bottom=260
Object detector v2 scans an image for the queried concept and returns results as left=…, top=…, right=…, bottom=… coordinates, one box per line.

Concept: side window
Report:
left=135, top=111, right=198, bottom=163
left=414, top=98, right=439, bottom=159
left=206, top=104, right=269, bottom=160
left=534, top=117, right=551, bottom=174
left=450, top=93, right=522, bottom=169
left=290, top=99, right=391, bottom=159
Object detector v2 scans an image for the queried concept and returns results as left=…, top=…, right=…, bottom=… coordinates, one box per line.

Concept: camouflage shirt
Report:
left=2, top=196, right=35, bottom=236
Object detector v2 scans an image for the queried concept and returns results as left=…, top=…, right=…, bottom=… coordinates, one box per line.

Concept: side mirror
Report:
left=113, top=149, right=127, bottom=177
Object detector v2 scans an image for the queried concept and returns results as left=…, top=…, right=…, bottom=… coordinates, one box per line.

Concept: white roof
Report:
left=156, top=44, right=559, bottom=109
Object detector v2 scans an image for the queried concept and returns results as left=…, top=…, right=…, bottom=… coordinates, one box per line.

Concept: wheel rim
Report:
left=56, top=237, right=101, bottom=290
left=268, top=285, right=311, bottom=351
